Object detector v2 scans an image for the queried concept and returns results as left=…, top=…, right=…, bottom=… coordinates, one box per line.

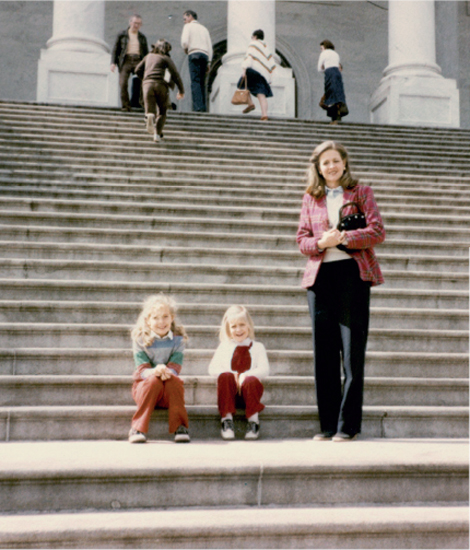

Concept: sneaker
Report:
left=145, top=113, right=155, bottom=134
left=153, top=131, right=163, bottom=142
left=221, top=419, right=235, bottom=440
left=128, top=427, right=147, bottom=444
left=313, top=432, right=335, bottom=441
left=332, top=432, right=357, bottom=442
left=245, top=421, right=260, bottom=440
left=174, top=425, right=190, bottom=443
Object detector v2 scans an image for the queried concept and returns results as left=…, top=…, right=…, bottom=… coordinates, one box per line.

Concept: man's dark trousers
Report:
left=188, top=52, right=208, bottom=112
left=119, top=54, right=142, bottom=110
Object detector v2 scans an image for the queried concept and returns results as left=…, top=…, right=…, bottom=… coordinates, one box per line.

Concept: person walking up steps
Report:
left=318, top=39, right=348, bottom=124
left=135, top=39, right=185, bottom=143
left=128, top=294, right=190, bottom=443
left=181, top=9, right=212, bottom=112
left=208, top=305, right=270, bottom=440
left=111, top=15, right=149, bottom=111
left=238, top=29, right=276, bottom=121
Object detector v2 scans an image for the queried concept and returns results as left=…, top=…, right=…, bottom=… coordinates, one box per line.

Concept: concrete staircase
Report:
left=0, top=101, right=468, bottom=548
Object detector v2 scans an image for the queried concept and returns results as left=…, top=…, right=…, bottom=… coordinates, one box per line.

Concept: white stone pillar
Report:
left=210, top=0, right=295, bottom=118
left=37, top=0, right=119, bottom=107
left=370, top=0, right=459, bottom=127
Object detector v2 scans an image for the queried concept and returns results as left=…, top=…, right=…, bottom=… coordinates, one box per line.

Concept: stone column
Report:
left=210, top=0, right=295, bottom=118
left=37, top=0, right=119, bottom=107
left=370, top=0, right=459, bottom=127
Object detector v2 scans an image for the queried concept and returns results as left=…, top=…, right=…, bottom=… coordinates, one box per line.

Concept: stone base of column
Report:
left=370, top=75, right=460, bottom=128
left=209, top=63, right=295, bottom=118
left=37, top=49, right=119, bottom=107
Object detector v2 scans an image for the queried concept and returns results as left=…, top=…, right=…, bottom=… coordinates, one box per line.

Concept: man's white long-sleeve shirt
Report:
left=181, top=20, right=213, bottom=62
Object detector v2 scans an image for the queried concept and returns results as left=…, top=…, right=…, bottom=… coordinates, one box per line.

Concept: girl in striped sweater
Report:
left=128, top=294, right=190, bottom=444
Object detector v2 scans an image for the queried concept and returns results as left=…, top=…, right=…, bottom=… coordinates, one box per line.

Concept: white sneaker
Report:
left=145, top=113, right=155, bottom=134
left=221, top=419, right=235, bottom=440
left=128, top=428, right=147, bottom=443
left=245, top=421, right=260, bottom=440
left=174, top=425, right=190, bottom=443
left=153, top=131, right=163, bottom=142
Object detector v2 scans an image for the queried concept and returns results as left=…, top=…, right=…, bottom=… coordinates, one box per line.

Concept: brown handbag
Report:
left=231, top=77, right=251, bottom=105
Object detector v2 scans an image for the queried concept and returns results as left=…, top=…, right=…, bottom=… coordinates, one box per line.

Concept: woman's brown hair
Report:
left=320, top=39, right=335, bottom=50
left=153, top=39, right=172, bottom=55
left=305, top=140, right=358, bottom=199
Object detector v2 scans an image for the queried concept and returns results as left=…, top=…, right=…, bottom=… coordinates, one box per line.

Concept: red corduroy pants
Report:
left=131, top=375, right=189, bottom=434
left=217, top=372, right=265, bottom=419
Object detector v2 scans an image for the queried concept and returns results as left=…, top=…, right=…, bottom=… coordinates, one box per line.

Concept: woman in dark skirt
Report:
left=318, top=40, right=348, bottom=124
left=237, top=29, right=276, bottom=121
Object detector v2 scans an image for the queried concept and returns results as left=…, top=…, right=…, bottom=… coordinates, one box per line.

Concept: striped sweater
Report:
left=242, top=39, right=276, bottom=83
left=132, top=330, right=185, bottom=381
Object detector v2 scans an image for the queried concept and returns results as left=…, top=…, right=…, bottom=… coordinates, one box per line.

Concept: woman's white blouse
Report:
left=318, top=49, right=341, bottom=72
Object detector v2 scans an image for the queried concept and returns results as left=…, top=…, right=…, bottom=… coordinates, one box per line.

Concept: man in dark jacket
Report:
left=111, top=15, right=149, bottom=111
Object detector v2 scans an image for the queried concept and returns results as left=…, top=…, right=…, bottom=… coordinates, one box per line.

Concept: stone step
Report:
left=1, top=348, right=467, bottom=379
left=0, top=258, right=465, bottom=290
left=0, top=505, right=468, bottom=550
left=1, top=222, right=469, bottom=249
left=3, top=169, right=470, bottom=194
left=3, top=124, right=470, bottom=162
left=0, top=438, right=467, bottom=509
left=1, top=404, right=468, bottom=441
left=0, top=323, right=467, bottom=353
left=1, top=241, right=468, bottom=273
left=0, top=301, right=466, bottom=331
left=1, top=279, right=466, bottom=310
left=1, top=123, right=469, bottom=167
left=3, top=139, right=470, bottom=174
left=2, top=105, right=470, bottom=151
left=4, top=180, right=470, bottom=211
left=4, top=196, right=470, bottom=226
left=4, top=106, right=470, bottom=143
left=2, top=125, right=470, bottom=175
left=3, top=188, right=470, bottom=223
left=1, top=375, right=467, bottom=408
left=1, top=153, right=469, bottom=180
left=4, top=181, right=470, bottom=210
left=1, top=208, right=467, bottom=236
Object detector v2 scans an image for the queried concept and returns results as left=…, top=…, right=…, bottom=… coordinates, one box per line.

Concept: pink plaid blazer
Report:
left=296, top=184, right=385, bottom=289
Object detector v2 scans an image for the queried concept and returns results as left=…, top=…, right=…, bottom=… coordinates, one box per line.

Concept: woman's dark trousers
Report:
left=307, top=259, right=371, bottom=436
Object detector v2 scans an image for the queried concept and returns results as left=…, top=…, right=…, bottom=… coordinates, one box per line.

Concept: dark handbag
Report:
left=336, top=202, right=366, bottom=252
left=231, top=77, right=251, bottom=105
left=339, top=102, right=349, bottom=117
left=319, top=95, right=328, bottom=110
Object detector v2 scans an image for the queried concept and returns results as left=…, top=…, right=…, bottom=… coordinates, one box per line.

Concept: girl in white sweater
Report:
left=209, top=305, right=270, bottom=440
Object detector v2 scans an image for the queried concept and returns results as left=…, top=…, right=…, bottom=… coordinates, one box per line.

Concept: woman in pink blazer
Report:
left=296, top=140, right=385, bottom=442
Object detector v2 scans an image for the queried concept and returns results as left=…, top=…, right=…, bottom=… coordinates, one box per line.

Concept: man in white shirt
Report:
left=181, top=10, right=213, bottom=112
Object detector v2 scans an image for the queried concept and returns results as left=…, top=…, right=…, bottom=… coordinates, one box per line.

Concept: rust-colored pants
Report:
left=217, top=372, right=265, bottom=419
left=131, top=375, right=188, bottom=434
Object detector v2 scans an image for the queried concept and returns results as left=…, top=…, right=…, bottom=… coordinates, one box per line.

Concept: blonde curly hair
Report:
left=131, top=293, right=188, bottom=347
